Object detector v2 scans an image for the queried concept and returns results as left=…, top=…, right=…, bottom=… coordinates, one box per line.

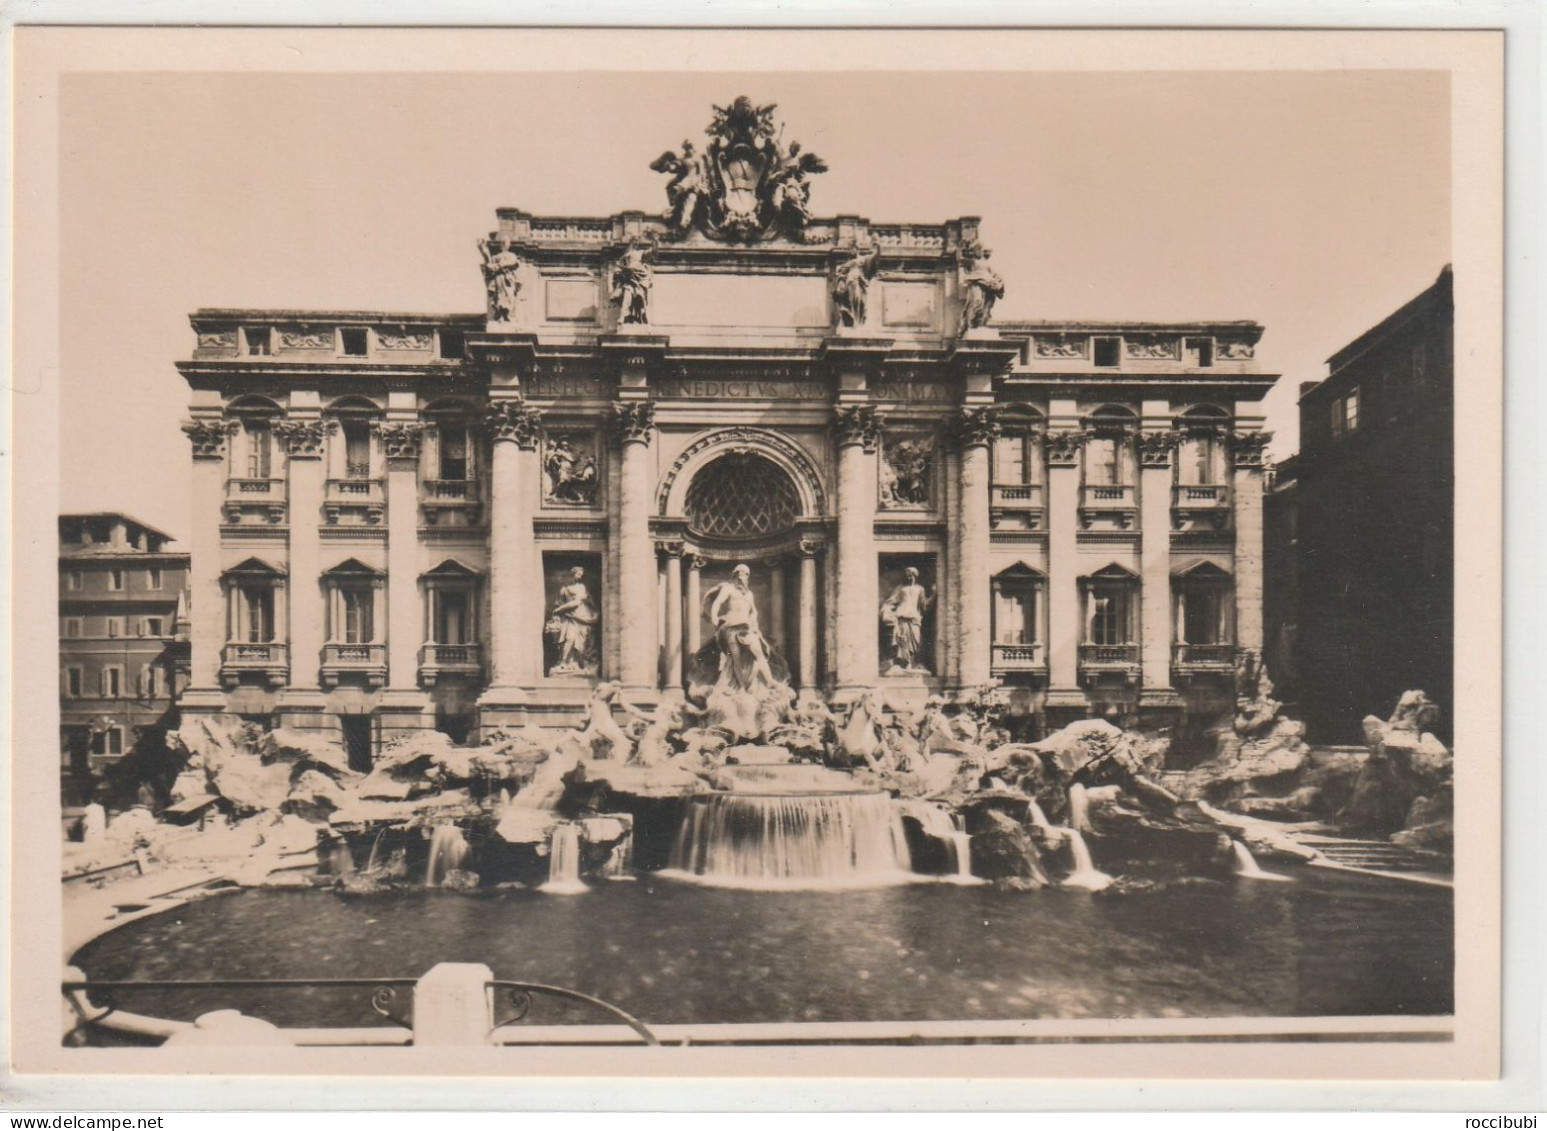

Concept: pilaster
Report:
left=180, top=419, right=235, bottom=711
left=1138, top=411, right=1181, bottom=702
left=1229, top=428, right=1271, bottom=659
left=1044, top=402, right=1085, bottom=702
left=274, top=416, right=326, bottom=710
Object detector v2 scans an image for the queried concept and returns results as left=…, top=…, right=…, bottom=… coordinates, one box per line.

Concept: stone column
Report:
left=379, top=422, right=424, bottom=694
left=767, top=559, right=786, bottom=656
left=832, top=405, right=881, bottom=699
left=480, top=400, right=542, bottom=714
left=614, top=401, right=657, bottom=698
left=1230, top=430, right=1271, bottom=658
left=798, top=540, right=820, bottom=696
left=274, top=418, right=327, bottom=709
left=180, top=420, right=235, bottom=709
left=1138, top=424, right=1180, bottom=695
left=663, top=543, right=684, bottom=691
left=685, top=554, right=704, bottom=660
left=955, top=406, right=999, bottom=690
left=1044, top=424, right=1085, bottom=696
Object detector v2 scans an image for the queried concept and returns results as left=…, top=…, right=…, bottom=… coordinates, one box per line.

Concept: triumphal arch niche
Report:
left=180, top=95, right=1274, bottom=750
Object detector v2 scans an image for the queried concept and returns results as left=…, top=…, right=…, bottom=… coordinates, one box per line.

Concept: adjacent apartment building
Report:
left=1267, top=266, right=1454, bottom=743
left=59, top=513, right=191, bottom=802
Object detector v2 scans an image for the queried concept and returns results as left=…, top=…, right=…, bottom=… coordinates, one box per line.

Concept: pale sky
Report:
left=58, top=68, right=1450, bottom=541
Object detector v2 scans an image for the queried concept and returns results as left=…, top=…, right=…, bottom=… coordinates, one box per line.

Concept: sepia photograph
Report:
left=6, top=22, right=1512, bottom=1101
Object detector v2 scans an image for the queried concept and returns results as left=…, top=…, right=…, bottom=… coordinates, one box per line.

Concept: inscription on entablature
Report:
left=873, top=381, right=954, bottom=404
left=655, top=377, right=828, bottom=401
left=529, top=375, right=609, bottom=399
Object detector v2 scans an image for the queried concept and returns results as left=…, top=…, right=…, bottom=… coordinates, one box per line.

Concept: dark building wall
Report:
left=1287, top=267, right=1453, bottom=744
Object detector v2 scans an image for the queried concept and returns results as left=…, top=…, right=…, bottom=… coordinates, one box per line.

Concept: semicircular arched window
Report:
left=685, top=452, right=801, bottom=540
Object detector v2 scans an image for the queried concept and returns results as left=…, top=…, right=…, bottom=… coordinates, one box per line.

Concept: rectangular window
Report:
left=245, top=327, right=271, bottom=356
left=147, top=567, right=163, bottom=590
left=1086, top=437, right=1124, bottom=485
left=63, top=617, right=82, bottom=638
left=105, top=616, right=124, bottom=639
left=1093, top=337, right=1121, bottom=367
left=1180, top=435, right=1218, bottom=485
left=1185, top=337, right=1214, bottom=368
left=108, top=569, right=125, bottom=591
left=139, top=664, right=166, bottom=699
left=439, top=329, right=465, bottom=360
left=143, top=616, right=164, bottom=637
left=240, top=585, right=276, bottom=643
left=1344, top=387, right=1360, bottom=432
left=101, top=666, right=123, bottom=698
left=92, top=726, right=126, bottom=758
left=343, top=421, right=371, bottom=478
left=1181, top=587, right=1226, bottom=644
left=1329, top=398, right=1345, bottom=439
left=342, top=588, right=375, bottom=644
left=65, top=569, right=83, bottom=591
left=992, top=434, right=1030, bottom=486
left=993, top=586, right=1038, bottom=645
left=63, top=667, right=83, bottom=698
left=340, top=328, right=369, bottom=356
left=246, top=421, right=273, bottom=478
left=1086, top=585, right=1134, bottom=646
left=436, top=589, right=471, bottom=645
left=440, top=427, right=469, bottom=481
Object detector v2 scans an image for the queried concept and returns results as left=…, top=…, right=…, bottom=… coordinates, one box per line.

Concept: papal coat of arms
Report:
left=650, top=97, right=829, bottom=243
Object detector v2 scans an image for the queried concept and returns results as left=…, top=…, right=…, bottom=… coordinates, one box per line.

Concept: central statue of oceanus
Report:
left=686, top=562, right=795, bottom=740
left=650, top=97, right=829, bottom=244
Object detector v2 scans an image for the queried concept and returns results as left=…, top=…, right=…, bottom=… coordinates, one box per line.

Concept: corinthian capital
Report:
left=954, top=405, right=1002, bottom=448
left=1227, top=430, right=1272, bottom=468
left=1043, top=429, right=1085, bottom=467
left=182, top=419, right=235, bottom=460
left=374, top=421, right=425, bottom=462
left=611, top=400, right=656, bottom=446
left=831, top=404, right=883, bottom=452
left=272, top=419, right=327, bottom=458
left=1137, top=428, right=1182, bottom=468
left=485, top=399, right=543, bottom=449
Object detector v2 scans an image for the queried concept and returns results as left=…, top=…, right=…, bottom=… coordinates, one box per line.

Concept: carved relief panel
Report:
left=541, top=431, right=602, bottom=507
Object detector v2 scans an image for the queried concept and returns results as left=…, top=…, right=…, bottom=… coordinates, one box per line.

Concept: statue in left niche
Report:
left=477, top=236, right=523, bottom=323
left=545, top=566, right=600, bottom=676
left=610, top=241, right=655, bottom=325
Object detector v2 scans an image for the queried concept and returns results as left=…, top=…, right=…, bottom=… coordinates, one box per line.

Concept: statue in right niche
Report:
left=880, top=566, right=935, bottom=674
left=545, top=566, right=599, bottom=675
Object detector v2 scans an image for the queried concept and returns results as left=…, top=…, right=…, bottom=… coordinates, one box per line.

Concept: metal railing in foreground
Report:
left=61, top=966, right=661, bottom=1048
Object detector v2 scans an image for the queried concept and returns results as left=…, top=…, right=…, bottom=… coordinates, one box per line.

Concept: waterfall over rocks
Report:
left=540, top=824, right=588, bottom=894
left=664, top=791, right=914, bottom=890
left=425, top=825, right=470, bottom=887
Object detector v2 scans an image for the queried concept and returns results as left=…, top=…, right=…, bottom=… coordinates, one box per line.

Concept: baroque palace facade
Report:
left=177, top=99, right=1276, bottom=762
